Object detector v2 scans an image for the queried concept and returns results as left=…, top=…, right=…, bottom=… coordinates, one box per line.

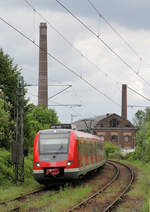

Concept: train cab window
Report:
left=39, top=133, right=69, bottom=154
left=111, top=135, right=118, bottom=142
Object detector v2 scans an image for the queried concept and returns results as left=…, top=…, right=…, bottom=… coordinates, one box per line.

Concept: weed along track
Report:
left=0, top=187, right=46, bottom=206
left=66, top=161, right=134, bottom=212
left=0, top=185, right=60, bottom=212
left=0, top=162, right=134, bottom=212
left=0, top=163, right=115, bottom=212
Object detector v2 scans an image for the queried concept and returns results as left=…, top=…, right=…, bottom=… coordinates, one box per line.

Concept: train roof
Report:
left=39, top=128, right=72, bottom=134
left=38, top=128, right=102, bottom=140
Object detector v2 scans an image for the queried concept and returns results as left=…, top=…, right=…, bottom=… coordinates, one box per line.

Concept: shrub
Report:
left=104, top=141, right=120, bottom=159
left=0, top=148, right=13, bottom=184
left=0, top=148, right=34, bottom=185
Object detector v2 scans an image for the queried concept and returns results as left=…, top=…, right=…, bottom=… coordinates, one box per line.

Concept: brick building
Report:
left=74, top=113, right=136, bottom=149
left=94, top=113, right=136, bottom=148
left=74, top=85, right=136, bottom=149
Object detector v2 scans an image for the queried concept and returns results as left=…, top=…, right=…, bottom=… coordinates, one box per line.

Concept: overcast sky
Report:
left=0, top=0, right=150, bottom=123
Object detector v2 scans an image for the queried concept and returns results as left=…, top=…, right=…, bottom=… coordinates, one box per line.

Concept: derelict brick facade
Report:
left=38, top=23, right=48, bottom=107
left=94, top=114, right=136, bottom=149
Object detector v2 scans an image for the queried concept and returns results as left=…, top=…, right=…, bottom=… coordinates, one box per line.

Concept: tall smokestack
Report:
left=122, top=84, right=127, bottom=119
left=38, top=23, right=48, bottom=107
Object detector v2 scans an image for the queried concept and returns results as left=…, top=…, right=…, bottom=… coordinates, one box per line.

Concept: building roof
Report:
left=73, top=114, right=112, bottom=130
left=73, top=113, right=135, bottom=131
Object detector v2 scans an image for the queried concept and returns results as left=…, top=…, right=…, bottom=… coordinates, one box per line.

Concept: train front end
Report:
left=33, top=126, right=77, bottom=184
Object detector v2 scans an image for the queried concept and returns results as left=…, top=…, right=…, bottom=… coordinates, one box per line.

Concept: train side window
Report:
left=97, top=142, right=101, bottom=154
left=92, top=142, right=95, bottom=156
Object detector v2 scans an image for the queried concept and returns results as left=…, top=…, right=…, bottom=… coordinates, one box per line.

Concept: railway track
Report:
left=0, top=161, right=134, bottom=212
left=103, top=160, right=134, bottom=212
left=0, top=188, right=45, bottom=206
left=0, top=187, right=45, bottom=212
left=0, top=185, right=59, bottom=212
left=66, top=160, right=134, bottom=212
left=0, top=162, right=117, bottom=212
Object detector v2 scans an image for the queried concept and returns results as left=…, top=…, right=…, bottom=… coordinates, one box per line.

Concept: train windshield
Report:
left=39, top=133, right=69, bottom=154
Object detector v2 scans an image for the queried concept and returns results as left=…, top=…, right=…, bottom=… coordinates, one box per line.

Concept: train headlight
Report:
left=67, top=161, right=73, bottom=166
left=35, top=162, right=40, bottom=167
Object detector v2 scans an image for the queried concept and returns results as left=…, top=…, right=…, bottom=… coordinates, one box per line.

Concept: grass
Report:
left=0, top=179, right=42, bottom=203
left=0, top=182, right=98, bottom=212
left=117, top=159, right=150, bottom=212
left=1, top=157, right=150, bottom=211
left=21, top=184, right=97, bottom=212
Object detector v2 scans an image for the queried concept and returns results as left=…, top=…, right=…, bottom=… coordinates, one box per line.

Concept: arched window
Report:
left=124, top=135, right=131, bottom=142
left=111, top=135, right=118, bottom=142
left=110, top=119, right=119, bottom=127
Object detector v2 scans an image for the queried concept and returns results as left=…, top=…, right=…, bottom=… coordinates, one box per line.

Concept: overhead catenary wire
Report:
left=128, top=105, right=150, bottom=108
left=23, top=0, right=122, bottom=88
left=0, top=16, right=120, bottom=107
left=23, top=0, right=150, bottom=103
left=1, top=7, right=149, bottom=108
left=23, top=0, right=149, bottom=99
left=127, top=86, right=150, bottom=101
left=55, top=0, right=150, bottom=87
left=87, top=0, right=150, bottom=70
left=87, top=0, right=140, bottom=59
left=48, top=85, right=72, bottom=100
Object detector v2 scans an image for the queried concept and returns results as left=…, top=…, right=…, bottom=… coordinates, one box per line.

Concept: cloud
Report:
left=1, top=1, right=150, bottom=123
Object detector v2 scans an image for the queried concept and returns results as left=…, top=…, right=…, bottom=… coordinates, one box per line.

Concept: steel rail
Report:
left=0, top=187, right=46, bottom=207
left=8, top=186, right=60, bottom=212
left=103, top=160, right=134, bottom=212
left=66, top=161, right=119, bottom=212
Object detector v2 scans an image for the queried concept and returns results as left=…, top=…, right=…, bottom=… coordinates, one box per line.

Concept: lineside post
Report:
left=13, top=76, right=24, bottom=183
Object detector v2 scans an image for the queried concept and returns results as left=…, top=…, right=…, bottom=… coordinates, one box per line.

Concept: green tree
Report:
left=133, top=110, right=146, bottom=129
left=104, top=141, right=120, bottom=158
left=0, top=48, right=20, bottom=119
left=0, top=92, right=14, bottom=149
left=24, top=105, right=59, bottom=149
left=134, top=108, right=150, bottom=162
left=0, top=49, right=27, bottom=149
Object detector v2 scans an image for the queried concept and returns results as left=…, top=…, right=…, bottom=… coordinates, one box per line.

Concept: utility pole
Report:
left=13, top=76, right=24, bottom=183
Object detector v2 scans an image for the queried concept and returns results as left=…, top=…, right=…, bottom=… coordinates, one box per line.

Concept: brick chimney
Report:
left=122, top=84, right=127, bottom=119
left=38, top=23, right=48, bottom=107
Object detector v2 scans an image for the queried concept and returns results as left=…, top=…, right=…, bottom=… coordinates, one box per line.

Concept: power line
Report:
left=128, top=105, right=150, bottom=108
left=55, top=0, right=150, bottom=87
left=127, top=86, right=150, bottom=101
left=87, top=0, right=140, bottom=59
left=22, top=0, right=121, bottom=89
left=48, top=85, right=72, bottom=100
left=87, top=0, right=150, bottom=71
left=48, top=104, right=82, bottom=107
left=23, top=0, right=150, bottom=101
left=0, top=16, right=120, bottom=107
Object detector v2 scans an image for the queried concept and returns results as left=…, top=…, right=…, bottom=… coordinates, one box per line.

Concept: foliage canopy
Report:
left=133, top=108, right=150, bottom=162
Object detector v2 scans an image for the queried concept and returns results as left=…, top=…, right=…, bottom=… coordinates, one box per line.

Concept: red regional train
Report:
left=33, top=124, right=106, bottom=184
